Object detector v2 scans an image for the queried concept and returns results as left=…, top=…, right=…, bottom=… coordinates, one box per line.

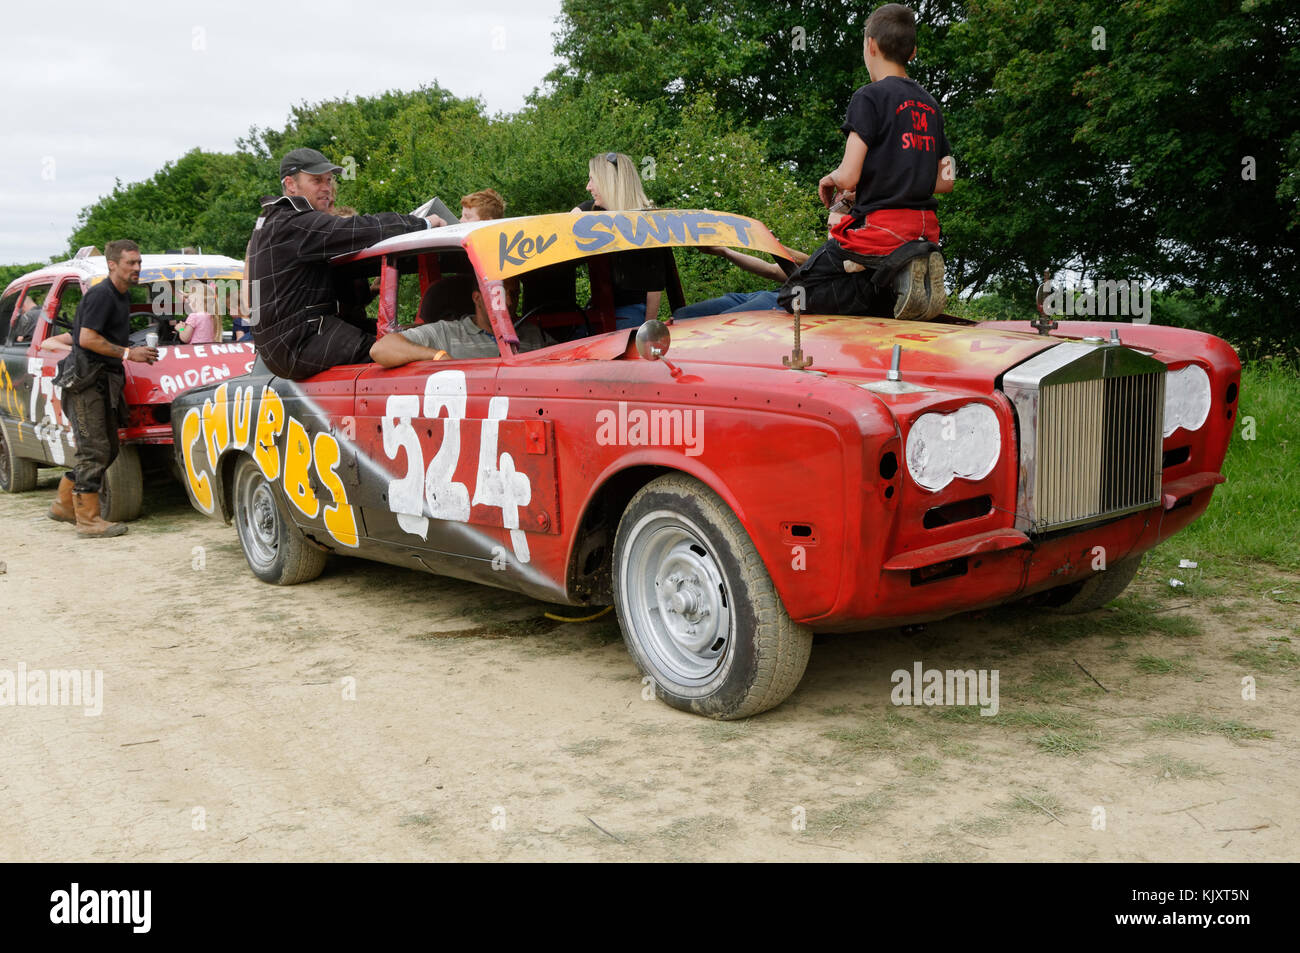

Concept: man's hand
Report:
left=818, top=174, right=839, bottom=208
left=126, top=346, right=159, bottom=364
left=425, top=215, right=447, bottom=228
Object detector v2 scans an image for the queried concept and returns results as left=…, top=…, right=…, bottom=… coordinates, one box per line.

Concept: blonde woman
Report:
left=572, top=151, right=670, bottom=329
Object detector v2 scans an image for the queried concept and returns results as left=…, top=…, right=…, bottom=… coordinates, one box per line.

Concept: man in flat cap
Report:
left=246, top=147, right=445, bottom=379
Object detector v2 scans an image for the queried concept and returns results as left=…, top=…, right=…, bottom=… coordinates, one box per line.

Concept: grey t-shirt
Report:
left=400, top=315, right=551, bottom=358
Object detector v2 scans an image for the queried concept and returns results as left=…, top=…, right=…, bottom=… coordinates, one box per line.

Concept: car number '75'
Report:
left=381, top=369, right=533, bottom=563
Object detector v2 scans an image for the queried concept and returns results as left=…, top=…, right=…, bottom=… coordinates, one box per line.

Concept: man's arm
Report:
left=292, top=210, right=445, bottom=262
left=818, top=131, right=869, bottom=207
left=933, top=155, right=956, bottom=195
left=370, top=327, right=452, bottom=368
left=79, top=327, right=156, bottom=364
left=702, top=246, right=793, bottom=283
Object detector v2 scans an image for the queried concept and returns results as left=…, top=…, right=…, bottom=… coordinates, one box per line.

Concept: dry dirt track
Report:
left=1, top=471, right=1296, bottom=862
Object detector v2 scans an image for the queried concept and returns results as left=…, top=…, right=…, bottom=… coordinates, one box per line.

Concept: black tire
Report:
left=100, top=445, right=143, bottom=521
left=0, top=420, right=39, bottom=493
left=612, top=474, right=813, bottom=719
left=231, top=454, right=327, bottom=585
left=1045, top=554, right=1143, bottom=614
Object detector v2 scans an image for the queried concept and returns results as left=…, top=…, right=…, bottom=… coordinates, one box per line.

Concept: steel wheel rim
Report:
left=623, top=511, right=731, bottom=684
left=237, top=468, right=280, bottom=571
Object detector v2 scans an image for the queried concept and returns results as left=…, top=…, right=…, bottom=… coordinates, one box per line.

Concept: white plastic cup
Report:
left=145, top=332, right=159, bottom=348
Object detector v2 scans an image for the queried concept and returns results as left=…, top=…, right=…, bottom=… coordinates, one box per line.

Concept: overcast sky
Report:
left=0, top=0, right=565, bottom=265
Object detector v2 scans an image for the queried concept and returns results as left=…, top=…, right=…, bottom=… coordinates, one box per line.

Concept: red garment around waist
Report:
left=831, top=208, right=941, bottom=256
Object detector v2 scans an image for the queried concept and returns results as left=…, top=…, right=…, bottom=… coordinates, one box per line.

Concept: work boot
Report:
left=48, top=474, right=76, bottom=523
left=73, top=491, right=127, bottom=538
left=893, top=256, right=929, bottom=320
left=922, top=251, right=947, bottom=319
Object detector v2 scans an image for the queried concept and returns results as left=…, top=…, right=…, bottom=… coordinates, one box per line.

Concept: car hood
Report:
left=549, top=311, right=1060, bottom=389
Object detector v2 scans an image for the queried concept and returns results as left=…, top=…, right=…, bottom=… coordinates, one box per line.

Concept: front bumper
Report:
left=805, top=475, right=1220, bottom=632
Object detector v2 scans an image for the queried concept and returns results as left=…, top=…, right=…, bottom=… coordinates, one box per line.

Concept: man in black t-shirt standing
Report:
left=52, top=239, right=158, bottom=538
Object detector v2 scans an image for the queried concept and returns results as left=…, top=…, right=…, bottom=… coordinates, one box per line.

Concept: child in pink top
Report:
left=175, top=282, right=219, bottom=344
left=176, top=310, right=217, bottom=344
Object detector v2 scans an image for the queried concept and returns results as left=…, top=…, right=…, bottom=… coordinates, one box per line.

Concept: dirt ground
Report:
left=1, top=471, right=1295, bottom=862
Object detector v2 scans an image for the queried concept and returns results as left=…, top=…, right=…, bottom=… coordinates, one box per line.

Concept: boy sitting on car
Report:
left=780, top=3, right=954, bottom=320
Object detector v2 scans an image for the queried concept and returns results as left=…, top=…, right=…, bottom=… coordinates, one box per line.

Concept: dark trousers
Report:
left=64, top=377, right=122, bottom=493
left=777, top=239, right=896, bottom=317
left=259, top=313, right=375, bottom=381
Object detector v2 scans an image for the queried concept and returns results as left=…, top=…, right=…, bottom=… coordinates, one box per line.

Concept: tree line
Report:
left=18, top=0, right=1297, bottom=357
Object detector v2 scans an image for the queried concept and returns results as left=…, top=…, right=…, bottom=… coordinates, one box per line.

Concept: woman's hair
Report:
left=587, top=152, right=653, bottom=210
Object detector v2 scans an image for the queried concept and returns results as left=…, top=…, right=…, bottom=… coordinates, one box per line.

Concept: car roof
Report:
left=6, top=253, right=244, bottom=292
left=330, top=209, right=795, bottom=281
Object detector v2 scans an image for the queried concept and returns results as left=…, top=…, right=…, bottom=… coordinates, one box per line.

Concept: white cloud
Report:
left=0, top=0, right=564, bottom=264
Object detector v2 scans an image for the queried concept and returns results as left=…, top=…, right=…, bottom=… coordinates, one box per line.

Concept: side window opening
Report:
left=53, top=281, right=84, bottom=333
left=0, top=289, right=22, bottom=345
left=10, top=283, right=53, bottom=345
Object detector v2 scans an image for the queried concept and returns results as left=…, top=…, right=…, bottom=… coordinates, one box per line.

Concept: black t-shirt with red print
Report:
left=841, top=75, right=950, bottom=220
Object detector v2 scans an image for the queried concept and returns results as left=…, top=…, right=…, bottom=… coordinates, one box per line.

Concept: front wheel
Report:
left=100, top=445, right=143, bottom=521
left=613, top=474, right=813, bottom=719
left=1044, top=554, right=1143, bottom=613
left=0, top=421, right=38, bottom=493
left=231, top=455, right=327, bottom=585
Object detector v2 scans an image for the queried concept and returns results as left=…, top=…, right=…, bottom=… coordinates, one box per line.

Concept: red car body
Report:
left=169, top=211, right=1240, bottom=717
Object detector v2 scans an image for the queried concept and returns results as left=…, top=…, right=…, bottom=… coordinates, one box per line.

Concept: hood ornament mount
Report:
left=860, top=344, right=933, bottom=395
left=783, top=304, right=814, bottom=370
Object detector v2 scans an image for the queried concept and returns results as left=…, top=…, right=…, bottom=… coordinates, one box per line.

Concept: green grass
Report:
left=927, top=706, right=1103, bottom=756
left=1136, top=753, right=1219, bottom=781
left=1035, top=731, right=1100, bottom=755
left=1150, top=359, right=1300, bottom=573
left=809, top=791, right=895, bottom=834
left=1229, top=641, right=1300, bottom=673
left=1001, top=791, right=1065, bottom=816
left=905, top=755, right=942, bottom=776
left=994, top=595, right=1201, bottom=642
left=1134, top=654, right=1190, bottom=675
left=1146, top=713, right=1274, bottom=741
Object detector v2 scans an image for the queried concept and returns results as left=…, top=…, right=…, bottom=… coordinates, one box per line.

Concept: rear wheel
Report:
left=100, top=445, right=143, bottom=521
left=613, top=474, right=812, bottom=719
left=232, top=454, right=327, bottom=585
left=1045, top=554, right=1143, bottom=613
left=0, top=421, right=39, bottom=493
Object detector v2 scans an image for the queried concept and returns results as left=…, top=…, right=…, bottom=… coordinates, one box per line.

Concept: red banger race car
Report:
left=0, top=251, right=253, bottom=519
left=170, top=210, right=1239, bottom=719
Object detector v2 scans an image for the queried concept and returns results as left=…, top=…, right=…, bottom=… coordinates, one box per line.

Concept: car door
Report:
left=26, top=279, right=84, bottom=467
left=352, top=354, right=505, bottom=566
left=3, top=280, right=71, bottom=466
left=0, top=285, right=28, bottom=445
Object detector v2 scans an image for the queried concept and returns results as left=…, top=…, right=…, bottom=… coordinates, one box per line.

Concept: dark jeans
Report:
left=672, top=290, right=781, bottom=322
left=64, top=375, right=123, bottom=494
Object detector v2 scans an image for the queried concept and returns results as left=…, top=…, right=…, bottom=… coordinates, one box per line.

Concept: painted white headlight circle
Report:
left=1163, top=363, right=1211, bottom=438
left=905, top=403, right=1001, bottom=492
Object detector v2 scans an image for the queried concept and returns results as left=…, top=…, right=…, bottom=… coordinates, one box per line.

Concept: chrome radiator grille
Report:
left=1004, top=342, right=1166, bottom=534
